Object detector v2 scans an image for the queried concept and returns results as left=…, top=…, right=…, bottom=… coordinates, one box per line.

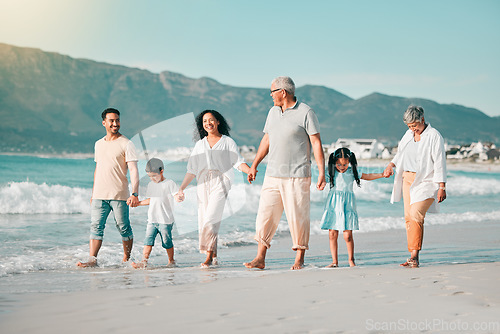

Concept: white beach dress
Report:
left=186, top=135, right=245, bottom=253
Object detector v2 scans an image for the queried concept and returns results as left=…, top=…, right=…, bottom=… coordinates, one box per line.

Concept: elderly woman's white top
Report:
left=401, top=139, right=419, bottom=172
left=390, top=124, right=447, bottom=213
left=186, top=135, right=245, bottom=184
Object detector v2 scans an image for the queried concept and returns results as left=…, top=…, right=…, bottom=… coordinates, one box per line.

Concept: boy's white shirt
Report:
left=146, top=179, right=178, bottom=224
left=390, top=124, right=447, bottom=213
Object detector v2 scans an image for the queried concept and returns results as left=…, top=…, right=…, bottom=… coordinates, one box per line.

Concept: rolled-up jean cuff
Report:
left=121, top=234, right=134, bottom=241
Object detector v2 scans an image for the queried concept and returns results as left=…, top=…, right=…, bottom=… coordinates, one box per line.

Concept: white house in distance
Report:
left=447, top=141, right=497, bottom=161
left=326, top=138, right=387, bottom=159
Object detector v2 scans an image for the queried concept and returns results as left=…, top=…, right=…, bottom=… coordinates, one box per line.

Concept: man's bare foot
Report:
left=291, top=260, right=304, bottom=270
left=325, top=263, right=338, bottom=268
left=243, top=258, right=265, bottom=269
left=291, top=249, right=305, bottom=270
left=131, top=261, right=147, bottom=269
left=77, top=257, right=97, bottom=268
left=166, top=260, right=177, bottom=268
left=349, top=260, right=356, bottom=267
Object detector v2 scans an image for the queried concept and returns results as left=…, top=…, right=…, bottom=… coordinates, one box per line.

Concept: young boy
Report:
left=131, top=158, right=178, bottom=268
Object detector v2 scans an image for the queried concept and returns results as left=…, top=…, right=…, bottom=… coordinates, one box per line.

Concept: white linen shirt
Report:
left=390, top=124, right=447, bottom=213
left=146, top=179, right=178, bottom=224
left=186, top=135, right=245, bottom=184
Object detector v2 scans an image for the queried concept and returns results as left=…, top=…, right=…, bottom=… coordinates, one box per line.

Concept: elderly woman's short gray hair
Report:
left=403, top=105, right=425, bottom=124
left=272, top=76, right=295, bottom=96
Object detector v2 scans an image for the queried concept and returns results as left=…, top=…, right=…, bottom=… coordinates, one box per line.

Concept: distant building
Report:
left=326, top=138, right=386, bottom=159
left=447, top=141, right=497, bottom=161
left=487, top=149, right=500, bottom=160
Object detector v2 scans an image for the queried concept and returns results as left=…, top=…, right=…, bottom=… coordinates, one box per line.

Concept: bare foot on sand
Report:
left=325, top=263, right=338, bottom=268
left=131, top=261, right=147, bottom=269
left=201, top=261, right=212, bottom=268
left=291, top=250, right=305, bottom=270
left=243, top=258, right=265, bottom=269
left=166, top=261, right=177, bottom=268
left=291, top=260, right=304, bottom=270
left=201, top=257, right=214, bottom=268
left=349, top=260, right=356, bottom=267
left=77, top=257, right=97, bottom=268
left=201, top=253, right=217, bottom=268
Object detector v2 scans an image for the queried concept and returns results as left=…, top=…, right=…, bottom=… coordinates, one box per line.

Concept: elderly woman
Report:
left=383, top=105, right=447, bottom=268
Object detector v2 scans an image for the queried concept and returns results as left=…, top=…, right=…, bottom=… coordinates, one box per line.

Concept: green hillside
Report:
left=1, top=43, right=498, bottom=154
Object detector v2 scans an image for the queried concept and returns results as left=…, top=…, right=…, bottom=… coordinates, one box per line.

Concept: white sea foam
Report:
left=0, top=210, right=498, bottom=281
left=0, top=182, right=91, bottom=214
left=2, top=172, right=498, bottom=215
left=0, top=231, right=257, bottom=278
left=446, top=175, right=500, bottom=195
left=1, top=172, right=498, bottom=215
left=307, top=210, right=500, bottom=235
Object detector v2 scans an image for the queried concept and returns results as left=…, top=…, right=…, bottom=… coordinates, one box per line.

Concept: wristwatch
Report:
left=132, top=192, right=138, bottom=197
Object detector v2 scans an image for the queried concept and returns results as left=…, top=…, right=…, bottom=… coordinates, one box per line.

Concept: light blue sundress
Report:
left=320, top=167, right=360, bottom=231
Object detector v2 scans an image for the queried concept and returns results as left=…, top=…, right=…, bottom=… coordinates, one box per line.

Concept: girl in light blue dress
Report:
left=320, top=148, right=386, bottom=267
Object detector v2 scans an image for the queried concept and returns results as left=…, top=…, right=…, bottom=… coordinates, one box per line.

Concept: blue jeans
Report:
left=90, top=200, right=133, bottom=241
left=144, top=223, right=174, bottom=249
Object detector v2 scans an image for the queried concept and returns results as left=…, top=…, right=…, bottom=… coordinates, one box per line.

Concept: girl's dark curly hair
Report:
left=194, top=110, right=231, bottom=140
left=327, top=147, right=361, bottom=189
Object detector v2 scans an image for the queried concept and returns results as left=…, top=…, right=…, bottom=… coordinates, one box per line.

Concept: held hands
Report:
left=127, top=195, right=139, bottom=207
left=174, top=189, right=185, bottom=202
left=247, top=167, right=257, bottom=184
left=383, top=164, right=395, bottom=178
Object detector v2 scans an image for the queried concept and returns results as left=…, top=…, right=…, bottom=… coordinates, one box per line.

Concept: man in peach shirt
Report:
left=77, top=108, right=139, bottom=267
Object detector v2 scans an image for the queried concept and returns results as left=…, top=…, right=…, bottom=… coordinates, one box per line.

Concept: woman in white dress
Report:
left=176, top=110, right=251, bottom=267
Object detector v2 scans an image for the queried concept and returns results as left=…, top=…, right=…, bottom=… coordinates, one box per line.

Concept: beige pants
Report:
left=402, top=172, right=434, bottom=252
left=255, top=176, right=311, bottom=250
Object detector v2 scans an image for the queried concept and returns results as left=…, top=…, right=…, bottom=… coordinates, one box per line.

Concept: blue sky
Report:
left=1, top=0, right=499, bottom=116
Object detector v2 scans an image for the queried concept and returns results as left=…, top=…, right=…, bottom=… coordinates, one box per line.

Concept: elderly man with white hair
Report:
left=383, top=105, right=447, bottom=268
left=244, top=76, right=326, bottom=270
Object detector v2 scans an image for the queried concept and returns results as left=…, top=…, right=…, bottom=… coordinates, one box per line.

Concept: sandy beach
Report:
left=1, top=261, right=499, bottom=333
left=2, top=221, right=500, bottom=334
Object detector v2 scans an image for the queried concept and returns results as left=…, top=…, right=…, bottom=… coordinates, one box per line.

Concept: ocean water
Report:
left=0, top=155, right=499, bottom=296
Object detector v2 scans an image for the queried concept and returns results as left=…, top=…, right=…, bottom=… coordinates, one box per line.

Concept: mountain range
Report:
left=1, top=43, right=499, bottom=154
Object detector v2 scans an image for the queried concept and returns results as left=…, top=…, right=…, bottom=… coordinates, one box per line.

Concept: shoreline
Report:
left=0, top=152, right=94, bottom=159
left=1, top=216, right=499, bottom=332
